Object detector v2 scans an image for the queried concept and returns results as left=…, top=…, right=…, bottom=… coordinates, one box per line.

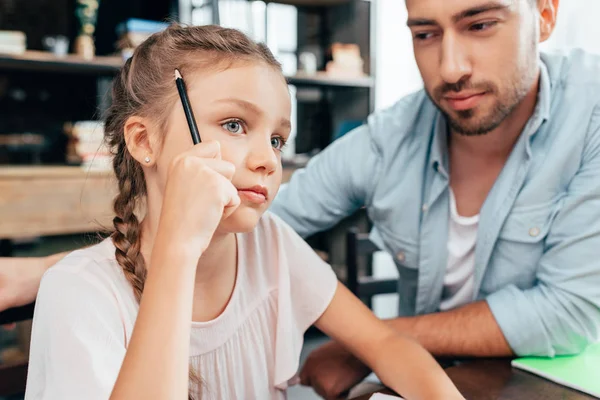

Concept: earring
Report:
left=144, top=156, right=151, bottom=163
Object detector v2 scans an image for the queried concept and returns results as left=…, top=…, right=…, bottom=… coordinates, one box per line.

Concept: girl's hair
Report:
left=104, top=24, right=282, bottom=399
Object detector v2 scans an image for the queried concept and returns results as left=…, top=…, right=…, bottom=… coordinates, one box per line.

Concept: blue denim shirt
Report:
left=271, top=50, right=600, bottom=357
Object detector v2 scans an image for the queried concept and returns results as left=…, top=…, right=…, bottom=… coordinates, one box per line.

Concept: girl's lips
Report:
left=237, top=189, right=267, bottom=204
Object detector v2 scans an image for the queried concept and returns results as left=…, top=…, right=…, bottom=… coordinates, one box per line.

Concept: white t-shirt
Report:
left=439, top=190, right=479, bottom=311
left=25, top=212, right=338, bottom=400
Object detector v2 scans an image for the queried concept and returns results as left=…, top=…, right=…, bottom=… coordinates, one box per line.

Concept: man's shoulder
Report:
left=366, top=89, right=438, bottom=144
left=542, top=49, right=600, bottom=145
left=543, top=49, right=600, bottom=95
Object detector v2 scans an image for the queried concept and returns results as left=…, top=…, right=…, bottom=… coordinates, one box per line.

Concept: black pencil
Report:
left=174, top=69, right=202, bottom=144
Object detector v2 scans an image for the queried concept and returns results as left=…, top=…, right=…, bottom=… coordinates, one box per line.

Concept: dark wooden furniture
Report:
left=0, top=302, right=35, bottom=397
left=354, top=359, right=597, bottom=400
left=345, top=227, right=398, bottom=306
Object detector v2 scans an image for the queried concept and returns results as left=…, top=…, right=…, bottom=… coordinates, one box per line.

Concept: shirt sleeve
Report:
left=487, top=106, right=600, bottom=357
left=25, top=267, right=127, bottom=400
left=271, top=123, right=381, bottom=238
left=266, top=213, right=339, bottom=388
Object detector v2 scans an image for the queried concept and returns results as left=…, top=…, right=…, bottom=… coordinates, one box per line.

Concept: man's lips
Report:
left=443, top=92, right=487, bottom=111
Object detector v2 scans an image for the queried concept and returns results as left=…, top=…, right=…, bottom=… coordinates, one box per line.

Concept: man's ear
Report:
left=123, top=116, right=156, bottom=166
left=538, top=0, right=559, bottom=43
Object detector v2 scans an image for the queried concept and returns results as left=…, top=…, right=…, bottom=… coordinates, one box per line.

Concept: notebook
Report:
left=511, top=342, right=600, bottom=398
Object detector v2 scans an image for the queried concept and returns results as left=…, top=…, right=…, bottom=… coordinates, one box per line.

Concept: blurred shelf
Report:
left=265, top=0, right=351, bottom=5
left=286, top=72, right=374, bottom=88
left=0, top=166, right=113, bottom=179
left=0, top=166, right=116, bottom=239
left=0, top=51, right=373, bottom=89
left=0, top=50, right=122, bottom=75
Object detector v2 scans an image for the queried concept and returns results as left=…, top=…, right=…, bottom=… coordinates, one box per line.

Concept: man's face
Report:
left=406, top=0, right=541, bottom=136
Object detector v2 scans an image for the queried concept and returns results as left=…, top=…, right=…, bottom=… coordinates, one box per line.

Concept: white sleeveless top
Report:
left=25, top=212, right=338, bottom=400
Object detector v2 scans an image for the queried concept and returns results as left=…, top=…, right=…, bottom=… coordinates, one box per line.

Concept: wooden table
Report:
left=355, top=359, right=595, bottom=400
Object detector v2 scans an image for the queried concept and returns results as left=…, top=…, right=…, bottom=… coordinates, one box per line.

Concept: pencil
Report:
left=174, top=69, right=201, bottom=144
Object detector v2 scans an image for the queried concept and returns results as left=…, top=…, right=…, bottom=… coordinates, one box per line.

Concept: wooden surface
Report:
left=0, top=165, right=300, bottom=239
left=0, top=166, right=116, bottom=239
left=354, top=359, right=596, bottom=400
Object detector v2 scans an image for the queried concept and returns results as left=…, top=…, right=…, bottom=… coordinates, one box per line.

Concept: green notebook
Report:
left=511, top=342, right=600, bottom=398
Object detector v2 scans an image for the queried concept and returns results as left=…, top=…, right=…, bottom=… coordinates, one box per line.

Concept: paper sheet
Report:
left=369, top=393, right=404, bottom=399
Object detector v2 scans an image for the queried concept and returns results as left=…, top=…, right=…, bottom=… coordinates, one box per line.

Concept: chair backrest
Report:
left=346, top=228, right=398, bottom=304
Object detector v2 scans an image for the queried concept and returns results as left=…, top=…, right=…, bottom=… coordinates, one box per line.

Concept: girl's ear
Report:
left=123, top=116, right=157, bottom=166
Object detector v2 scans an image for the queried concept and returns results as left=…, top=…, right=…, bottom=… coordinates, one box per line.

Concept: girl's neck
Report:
left=140, top=212, right=237, bottom=285
left=140, top=214, right=238, bottom=322
left=195, top=231, right=237, bottom=285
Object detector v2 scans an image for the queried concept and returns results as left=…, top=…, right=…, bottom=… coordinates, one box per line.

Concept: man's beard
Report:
left=427, top=69, right=534, bottom=137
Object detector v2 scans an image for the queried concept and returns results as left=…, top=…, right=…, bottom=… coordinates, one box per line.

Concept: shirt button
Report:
left=396, top=251, right=406, bottom=262
left=529, top=227, right=541, bottom=237
left=422, top=204, right=429, bottom=212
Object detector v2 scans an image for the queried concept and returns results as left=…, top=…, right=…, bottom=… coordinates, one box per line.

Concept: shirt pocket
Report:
left=488, top=199, right=561, bottom=291
left=499, top=199, right=560, bottom=243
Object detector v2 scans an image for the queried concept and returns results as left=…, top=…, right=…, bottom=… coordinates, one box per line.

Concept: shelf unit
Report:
left=0, top=0, right=376, bottom=272
left=0, top=51, right=374, bottom=88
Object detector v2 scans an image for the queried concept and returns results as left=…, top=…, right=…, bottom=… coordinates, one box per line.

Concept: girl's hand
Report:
left=158, top=140, right=240, bottom=255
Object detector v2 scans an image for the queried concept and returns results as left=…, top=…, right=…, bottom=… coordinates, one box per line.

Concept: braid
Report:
left=111, top=141, right=147, bottom=302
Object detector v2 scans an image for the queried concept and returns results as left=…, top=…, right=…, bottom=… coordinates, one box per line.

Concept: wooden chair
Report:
left=345, top=228, right=398, bottom=306
left=0, top=302, right=35, bottom=397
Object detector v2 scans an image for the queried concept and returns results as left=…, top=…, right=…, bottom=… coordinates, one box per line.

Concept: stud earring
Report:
left=144, top=156, right=151, bottom=163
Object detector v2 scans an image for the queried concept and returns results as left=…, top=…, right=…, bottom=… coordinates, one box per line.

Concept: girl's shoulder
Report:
left=239, top=211, right=309, bottom=275
left=40, top=238, right=137, bottom=309
left=246, top=211, right=306, bottom=249
left=237, top=211, right=334, bottom=290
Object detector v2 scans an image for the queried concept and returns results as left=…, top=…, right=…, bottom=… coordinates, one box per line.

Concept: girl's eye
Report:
left=222, top=120, right=244, bottom=134
left=271, top=136, right=287, bottom=151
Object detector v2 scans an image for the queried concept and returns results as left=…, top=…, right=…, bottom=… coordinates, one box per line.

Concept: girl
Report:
left=25, top=25, right=464, bottom=400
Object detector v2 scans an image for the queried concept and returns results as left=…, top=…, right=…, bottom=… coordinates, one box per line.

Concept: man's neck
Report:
left=449, top=73, right=541, bottom=161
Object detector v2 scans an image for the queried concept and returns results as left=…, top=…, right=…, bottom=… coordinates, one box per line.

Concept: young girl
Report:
left=24, top=25, right=463, bottom=400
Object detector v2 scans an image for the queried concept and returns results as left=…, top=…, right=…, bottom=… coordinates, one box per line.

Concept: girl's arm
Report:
left=111, top=142, right=240, bottom=400
left=109, top=234, right=199, bottom=400
left=314, top=282, right=465, bottom=400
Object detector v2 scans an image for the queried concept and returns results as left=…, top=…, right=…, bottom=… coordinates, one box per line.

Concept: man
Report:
left=269, top=0, right=600, bottom=397
left=1, top=0, right=599, bottom=398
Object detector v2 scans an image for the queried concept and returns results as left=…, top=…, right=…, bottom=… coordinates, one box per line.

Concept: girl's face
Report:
left=152, top=62, right=292, bottom=233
